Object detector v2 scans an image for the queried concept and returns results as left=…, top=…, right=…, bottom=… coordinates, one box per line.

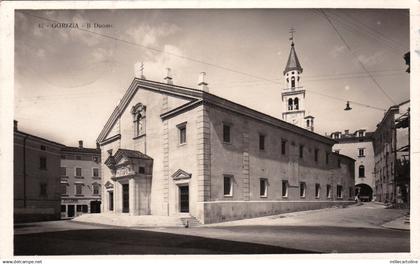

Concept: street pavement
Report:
left=14, top=202, right=409, bottom=255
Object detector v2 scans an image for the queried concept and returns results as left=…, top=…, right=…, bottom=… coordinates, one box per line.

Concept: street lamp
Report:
left=344, top=101, right=352, bottom=111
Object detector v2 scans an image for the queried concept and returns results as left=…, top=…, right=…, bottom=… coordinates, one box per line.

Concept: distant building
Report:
left=14, top=121, right=64, bottom=222
left=60, top=141, right=102, bottom=218
left=330, top=129, right=375, bottom=201
left=96, top=39, right=355, bottom=224
left=373, top=101, right=410, bottom=205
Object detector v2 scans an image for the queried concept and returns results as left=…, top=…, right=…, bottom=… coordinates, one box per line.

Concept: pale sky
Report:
left=14, top=9, right=410, bottom=148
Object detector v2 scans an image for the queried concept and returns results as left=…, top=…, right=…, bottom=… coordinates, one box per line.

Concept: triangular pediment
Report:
left=97, top=78, right=203, bottom=143
left=104, top=181, right=114, bottom=189
left=171, top=169, right=192, bottom=180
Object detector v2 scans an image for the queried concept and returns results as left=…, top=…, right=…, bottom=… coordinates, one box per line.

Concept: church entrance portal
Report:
left=179, top=185, right=189, bottom=213
left=122, top=184, right=129, bottom=213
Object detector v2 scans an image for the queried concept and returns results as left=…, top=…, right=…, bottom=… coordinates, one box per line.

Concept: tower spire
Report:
left=283, top=29, right=303, bottom=75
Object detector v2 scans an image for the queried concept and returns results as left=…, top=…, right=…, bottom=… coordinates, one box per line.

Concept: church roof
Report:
left=97, top=78, right=336, bottom=146
left=283, top=42, right=303, bottom=75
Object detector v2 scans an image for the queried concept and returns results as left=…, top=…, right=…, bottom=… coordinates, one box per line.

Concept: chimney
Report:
left=164, top=68, right=173, bottom=84
left=78, top=140, right=83, bottom=148
left=14, top=120, right=18, bottom=131
left=344, top=129, right=349, bottom=135
left=198, top=72, right=209, bottom=92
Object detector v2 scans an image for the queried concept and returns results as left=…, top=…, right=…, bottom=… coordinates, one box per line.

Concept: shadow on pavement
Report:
left=14, top=228, right=315, bottom=255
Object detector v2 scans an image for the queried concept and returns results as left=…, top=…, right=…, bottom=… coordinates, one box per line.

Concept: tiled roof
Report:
left=283, top=43, right=303, bottom=74
left=114, top=149, right=153, bottom=161
left=61, top=146, right=100, bottom=154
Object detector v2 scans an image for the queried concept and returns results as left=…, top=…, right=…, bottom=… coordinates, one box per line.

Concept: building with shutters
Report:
left=60, top=141, right=102, bottom=218
left=96, top=39, right=355, bottom=224
left=330, top=130, right=375, bottom=202
left=372, top=101, right=410, bottom=205
left=14, top=121, right=64, bottom=222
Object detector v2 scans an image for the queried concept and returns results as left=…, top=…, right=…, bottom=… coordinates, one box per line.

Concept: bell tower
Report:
left=281, top=29, right=313, bottom=130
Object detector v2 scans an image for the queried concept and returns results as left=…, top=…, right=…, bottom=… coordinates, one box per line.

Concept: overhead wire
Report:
left=319, top=9, right=397, bottom=105
left=22, top=12, right=399, bottom=111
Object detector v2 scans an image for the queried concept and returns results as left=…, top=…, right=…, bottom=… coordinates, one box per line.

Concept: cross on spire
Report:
left=289, top=27, right=296, bottom=43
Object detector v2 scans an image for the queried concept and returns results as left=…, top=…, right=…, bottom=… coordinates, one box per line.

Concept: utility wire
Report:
left=24, top=12, right=392, bottom=111
left=320, top=9, right=396, bottom=105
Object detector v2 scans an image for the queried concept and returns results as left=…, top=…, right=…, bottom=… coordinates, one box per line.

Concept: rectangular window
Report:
left=281, top=140, right=287, bottom=155
left=223, top=175, right=233, bottom=196
left=40, top=157, right=47, bottom=170
left=259, top=134, right=265, bottom=151
left=223, top=124, right=231, bottom=143
left=325, top=152, right=329, bottom=165
left=178, top=123, right=187, bottom=144
left=77, top=205, right=82, bottom=212
left=315, top=183, right=320, bottom=198
left=260, top=178, right=268, bottom=197
left=40, top=145, right=46, bottom=151
left=282, top=180, right=288, bottom=197
left=299, top=145, right=304, bottom=158
left=327, top=184, right=332, bottom=198
left=314, top=149, right=319, bottom=162
left=40, top=183, right=47, bottom=197
left=75, top=184, right=83, bottom=195
left=82, top=205, right=88, bottom=213
left=93, top=168, right=99, bottom=177
left=358, top=148, right=365, bottom=157
left=299, top=182, right=306, bottom=198
left=61, top=184, right=67, bottom=195
left=76, top=168, right=82, bottom=177
left=337, top=185, right=343, bottom=198
left=60, top=167, right=66, bottom=176
left=61, top=205, right=66, bottom=212
left=93, top=184, right=100, bottom=195
left=139, top=166, right=145, bottom=174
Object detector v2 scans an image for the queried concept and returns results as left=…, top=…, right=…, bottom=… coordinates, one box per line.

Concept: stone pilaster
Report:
left=196, top=105, right=211, bottom=202
left=129, top=177, right=135, bottom=215
left=162, top=94, right=169, bottom=214
left=242, top=132, right=250, bottom=200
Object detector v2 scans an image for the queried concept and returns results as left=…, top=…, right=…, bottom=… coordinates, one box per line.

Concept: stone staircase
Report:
left=180, top=216, right=201, bottom=228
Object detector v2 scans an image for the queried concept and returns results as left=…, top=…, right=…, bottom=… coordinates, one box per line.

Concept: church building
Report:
left=97, top=38, right=355, bottom=224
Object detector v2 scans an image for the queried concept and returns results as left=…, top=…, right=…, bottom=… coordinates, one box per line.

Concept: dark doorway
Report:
left=109, top=191, right=114, bottom=211
left=67, top=205, right=75, bottom=218
left=179, top=185, right=189, bottom=213
left=90, top=201, right=101, bottom=213
left=356, top=183, right=373, bottom=202
left=122, top=184, right=129, bottom=213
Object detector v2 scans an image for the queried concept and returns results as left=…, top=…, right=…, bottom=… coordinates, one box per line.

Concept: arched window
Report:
left=288, top=98, right=293, bottom=110
left=359, top=165, right=365, bottom=178
left=291, top=76, right=296, bottom=88
left=131, top=103, right=146, bottom=137
left=294, top=98, right=299, bottom=110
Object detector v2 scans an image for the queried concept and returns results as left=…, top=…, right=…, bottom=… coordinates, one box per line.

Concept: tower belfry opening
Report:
left=281, top=30, right=315, bottom=131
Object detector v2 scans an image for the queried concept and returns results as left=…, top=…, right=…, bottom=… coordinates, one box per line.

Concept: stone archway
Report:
left=355, top=183, right=373, bottom=202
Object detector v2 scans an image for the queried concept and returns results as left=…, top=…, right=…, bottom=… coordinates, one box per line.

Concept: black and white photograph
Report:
left=0, top=0, right=418, bottom=261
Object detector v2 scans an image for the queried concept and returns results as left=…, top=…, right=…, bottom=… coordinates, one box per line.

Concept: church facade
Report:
left=97, top=41, right=355, bottom=223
